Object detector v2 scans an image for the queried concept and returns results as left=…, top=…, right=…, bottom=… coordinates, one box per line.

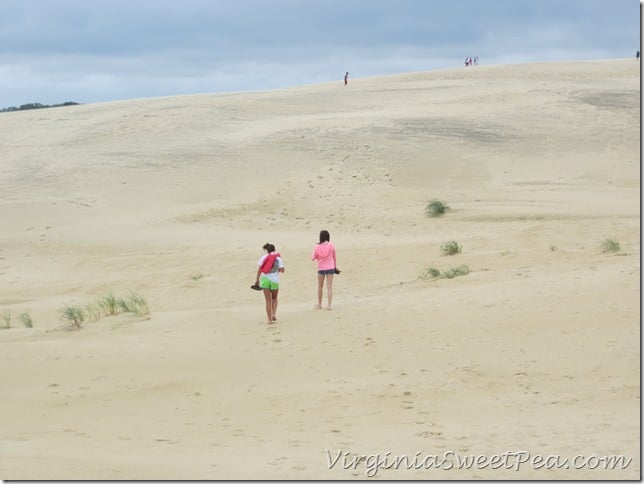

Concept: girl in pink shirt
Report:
left=311, top=230, right=337, bottom=310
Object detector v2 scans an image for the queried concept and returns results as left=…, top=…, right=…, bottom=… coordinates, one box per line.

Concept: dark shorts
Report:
left=318, top=269, right=335, bottom=275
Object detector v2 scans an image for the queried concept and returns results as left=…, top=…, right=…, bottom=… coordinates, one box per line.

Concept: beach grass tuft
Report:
left=601, top=238, right=620, bottom=253
left=84, top=303, right=103, bottom=321
left=118, top=291, right=150, bottom=317
left=58, top=304, right=86, bottom=330
left=99, top=292, right=120, bottom=316
left=1, top=310, right=11, bottom=329
left=57, top=289, right=150, bottom=330
left=18, top=313, right=34, bottom=328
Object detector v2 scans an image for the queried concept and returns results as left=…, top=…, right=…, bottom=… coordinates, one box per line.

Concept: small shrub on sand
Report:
left=441, top=240, right=462, bottom=256
left=190, top=272, right=205, bottom=281
left=442, top=265, right=471, bottom=279
left=601, top=238, right=620, bottom=253
left=419, top=267, right=441, bottom=280
left=425, top=199, right=449, bottom=217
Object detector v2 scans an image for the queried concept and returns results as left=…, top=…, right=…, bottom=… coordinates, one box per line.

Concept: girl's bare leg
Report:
left=316, top=274, right=324, bottom=309
left=326, top=274, right=334, bottom=309
left=263, top=289, right=273, bottom=323
left=271, top=290, right=279, bottom=321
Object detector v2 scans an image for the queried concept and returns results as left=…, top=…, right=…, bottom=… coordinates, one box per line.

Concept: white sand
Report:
left=0, top=59, right=639, bottom=479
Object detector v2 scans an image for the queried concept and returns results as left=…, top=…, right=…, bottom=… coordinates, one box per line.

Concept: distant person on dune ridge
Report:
left=344, top=72, right=349, bottom=86
left=311, top=230, right=339, bottom=310
left=254, top=243, right=285, bottom=324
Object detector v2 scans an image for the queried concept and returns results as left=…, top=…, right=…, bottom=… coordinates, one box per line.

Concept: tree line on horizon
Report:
left=1, top=101, right=80, bottom=113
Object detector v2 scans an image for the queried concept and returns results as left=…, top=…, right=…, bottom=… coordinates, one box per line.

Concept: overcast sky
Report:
left=0, top=0, right=639, bottom=107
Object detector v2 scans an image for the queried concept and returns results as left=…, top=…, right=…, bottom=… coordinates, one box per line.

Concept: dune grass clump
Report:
left=58, top=304, right=86, bottom=330
left=441, top=240, right=462, bottom=256
left=601, top=238, right=620, bottom=253
left=98, top=290, right=149, bottom=318
left=419, top=265, right=471, bottom=280
left=425, top=199, right=449, bottom=217
left=0, top=310, right=34, bottom=329
left=99, top=292, right=120, bottom=316
left=442, top=265, right=471, bottom=279
left=84, top=303, right=103, bottom=322
left=58, top=290, right=150, bottom=330
left=18, top=313, right=34, bottom=328
left=419, top=267, right=442, bottom=280
left=118, top=291, right=150, bottom=317
left=1, top=310, right=11, bottom=329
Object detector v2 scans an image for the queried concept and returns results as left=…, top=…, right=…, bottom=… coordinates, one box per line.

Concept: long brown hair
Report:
left=319, top=230, right=330, bottom=243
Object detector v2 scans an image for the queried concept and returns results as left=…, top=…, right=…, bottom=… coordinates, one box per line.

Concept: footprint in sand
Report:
left=155, top=438, right=174, bottom=444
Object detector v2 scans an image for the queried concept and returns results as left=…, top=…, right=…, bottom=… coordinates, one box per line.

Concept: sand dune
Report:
left=0, top=59, right=639, bottom=479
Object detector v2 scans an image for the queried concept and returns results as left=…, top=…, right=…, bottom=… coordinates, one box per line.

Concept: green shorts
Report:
left=259, top=275, right=279, bottom=291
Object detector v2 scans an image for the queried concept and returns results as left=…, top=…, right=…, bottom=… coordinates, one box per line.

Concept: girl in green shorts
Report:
left=254, top=243, right=285, bottom=324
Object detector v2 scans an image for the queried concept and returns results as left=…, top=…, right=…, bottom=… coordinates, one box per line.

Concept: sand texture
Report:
left=0, top=59, right=640, bottom=479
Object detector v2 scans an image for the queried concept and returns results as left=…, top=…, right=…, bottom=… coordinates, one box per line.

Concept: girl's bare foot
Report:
left=314, top=304, right=322, bottom=310
left=272, top=315, right=277, bottom=322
